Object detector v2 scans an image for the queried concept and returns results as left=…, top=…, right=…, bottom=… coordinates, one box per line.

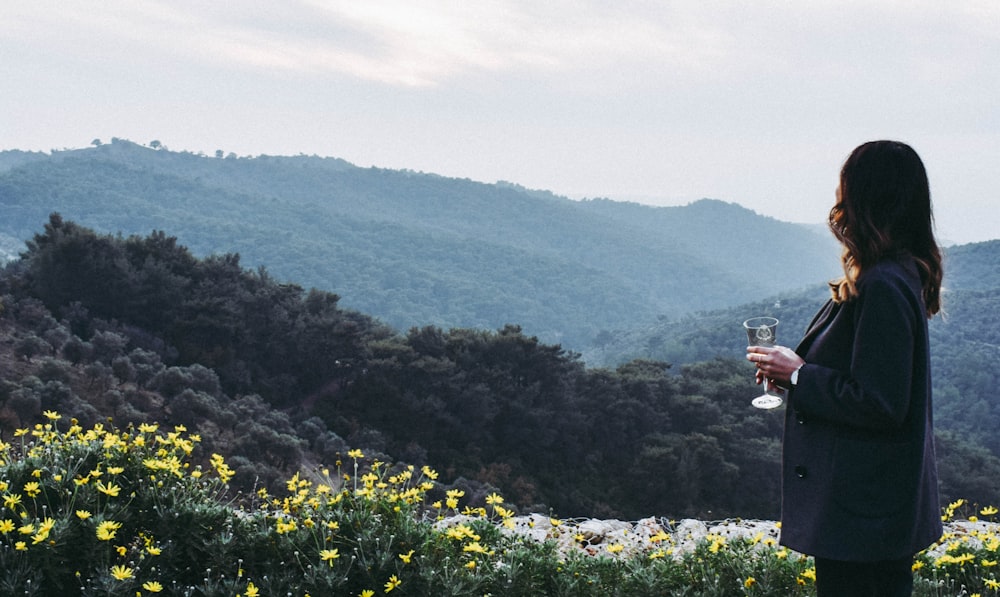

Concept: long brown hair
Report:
left=828, top=140, right=942, bottom=317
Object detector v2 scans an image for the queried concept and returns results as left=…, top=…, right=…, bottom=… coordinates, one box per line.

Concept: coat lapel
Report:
left=795, top=299, right=839, bottom=356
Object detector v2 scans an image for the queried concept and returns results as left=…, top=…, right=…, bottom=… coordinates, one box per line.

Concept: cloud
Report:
left=5, top=1, right=747, bottom=87
left=2, top=1, right=997, bottom=244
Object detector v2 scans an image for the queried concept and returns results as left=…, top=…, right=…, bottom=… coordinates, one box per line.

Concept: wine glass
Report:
left=743, top=316, right=782, bottom=409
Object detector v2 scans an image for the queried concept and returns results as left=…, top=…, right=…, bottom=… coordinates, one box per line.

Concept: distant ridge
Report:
left=2, top=139, right=841, bottom=348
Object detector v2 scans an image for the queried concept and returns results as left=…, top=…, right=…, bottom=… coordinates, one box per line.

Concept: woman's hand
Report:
left=746, top=345, right=805, bottom=389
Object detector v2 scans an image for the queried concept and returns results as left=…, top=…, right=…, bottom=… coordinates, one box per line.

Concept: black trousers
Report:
left=814, top=556, right=914, bottom=597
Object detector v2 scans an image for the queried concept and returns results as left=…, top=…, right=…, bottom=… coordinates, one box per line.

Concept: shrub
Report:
left=1, top=413, right=997, bottom=596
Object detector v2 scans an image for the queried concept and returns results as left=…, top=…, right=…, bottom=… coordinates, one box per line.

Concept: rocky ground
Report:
left=438, top=513, right=997, bottom=561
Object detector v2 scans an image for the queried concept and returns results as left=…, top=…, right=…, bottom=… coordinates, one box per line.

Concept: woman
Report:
left=747, top=140, right=943, bottom=596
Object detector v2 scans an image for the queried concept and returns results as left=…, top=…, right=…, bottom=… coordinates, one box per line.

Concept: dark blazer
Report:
left=780, top=254, right=942, bottom=561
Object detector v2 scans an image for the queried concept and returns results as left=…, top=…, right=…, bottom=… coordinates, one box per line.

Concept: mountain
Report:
left=943, top=240, right=1000, bottom=291
left=0, top=139, right=841, bottom=349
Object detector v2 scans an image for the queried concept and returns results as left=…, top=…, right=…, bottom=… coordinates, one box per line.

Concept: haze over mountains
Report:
left=0, top=138, right=849, bottom=350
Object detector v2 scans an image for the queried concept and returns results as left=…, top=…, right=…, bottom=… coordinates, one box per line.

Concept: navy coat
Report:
left=780, top=255, right=942, bottom=561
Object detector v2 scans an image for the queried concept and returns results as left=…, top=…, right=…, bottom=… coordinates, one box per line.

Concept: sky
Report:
left=3, top=1, right=998, bottom=245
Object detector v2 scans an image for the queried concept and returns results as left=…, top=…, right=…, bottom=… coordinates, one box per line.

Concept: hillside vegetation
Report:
left=2, top=218, right=999, bottom=522
left=0, top=139, right=841, bottom=348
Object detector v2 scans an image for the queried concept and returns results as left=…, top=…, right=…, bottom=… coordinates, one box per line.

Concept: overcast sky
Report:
left=3, top=1, right=998, bottom=244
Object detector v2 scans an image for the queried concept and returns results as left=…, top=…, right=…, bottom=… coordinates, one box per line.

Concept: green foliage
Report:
left=14, top=214, right=392, bottom=405
left=0, top=417, right=811, bottom=596
left=3, top=415, right=998, bottom=596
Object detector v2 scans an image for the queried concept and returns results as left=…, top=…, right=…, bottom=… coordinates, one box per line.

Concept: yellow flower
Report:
left=983, top=559, right=998, bottom=567
left=463, top=542, right=488, bottom=554
left=399, top=549, right=414, bottom=563
left=142, top=581, right=163, bottom=592
left=96, top=520, right=122, bottom=541
left=320, top=548, right=340, bottom=566
left=3, top=493, right=22, bottom=509
left=485, top=492, right=504, bottom=505
left=606, top=543, right=624, bottom=554
left=116, top=545, right=127, bottom=556
left=244, top=581, right=260, bottom=597
left=985, top=579, right=1000, bottom=590
left=76, top=510, right=92, bottom=520
left=982, top=506, right=999, bottom=516
left=110, top=565, right=133, bottom=581
left=96, top=481, right=121, bottom=497
left=744, top=577, right=757, bottom=588
left=709, top=537, right=725, bottom=553
left=42, top=410, right=61, bottom=421
left=360, top=591, right=375, bottom=597
left=465, top=560, right=476, bottom=569
left=384, top=574, right=402, bottom=592
left=275, top=519, right=297, bottom=534
left=15, top=541, right=27, bottom=551
left=348, top=449, right=364, bottom=459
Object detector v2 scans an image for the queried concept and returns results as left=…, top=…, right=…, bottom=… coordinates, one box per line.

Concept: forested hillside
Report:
left=0, top=139, right=841, bottom=349
left=2, top=219, right=998, bottom=522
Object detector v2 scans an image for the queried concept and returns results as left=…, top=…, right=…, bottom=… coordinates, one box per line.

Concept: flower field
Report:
left=1, top=412, right=997, bottom=596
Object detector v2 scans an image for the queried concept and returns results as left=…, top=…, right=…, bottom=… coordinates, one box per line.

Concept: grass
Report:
left=0, top=412, right=997, bottom=596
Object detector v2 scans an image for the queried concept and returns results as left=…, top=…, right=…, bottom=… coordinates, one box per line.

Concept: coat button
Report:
left=796, top=411, right=807, bottom=425
left=795, top=465, right=808, bottom=478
